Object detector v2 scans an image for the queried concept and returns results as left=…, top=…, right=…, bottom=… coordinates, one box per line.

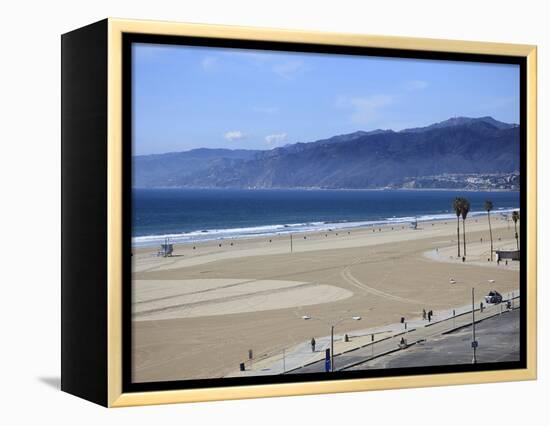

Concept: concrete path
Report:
left=227, top=290, right=519, bottom=377
left=347, top=308, right=520, bottom=370
left=288, top=295, right=519, bottom=374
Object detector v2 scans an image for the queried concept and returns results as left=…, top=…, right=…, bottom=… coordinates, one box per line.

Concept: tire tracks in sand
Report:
left=340, top=258, right=423, bottom=305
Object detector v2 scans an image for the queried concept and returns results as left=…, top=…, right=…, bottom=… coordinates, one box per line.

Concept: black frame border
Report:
left=122, top=33, right=528, bottom=394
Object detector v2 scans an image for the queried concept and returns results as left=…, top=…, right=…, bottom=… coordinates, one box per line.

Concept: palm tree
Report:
left=512, top=210, right=520, bottom=250
left=485, top=200, right=494, bottom=261
left=461, top=198, right=470, bottom=258
left=453, top=197, right=463, bottom=257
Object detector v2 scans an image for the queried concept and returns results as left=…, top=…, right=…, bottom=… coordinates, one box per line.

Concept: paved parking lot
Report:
left=348, top=308, right=520, bottom=370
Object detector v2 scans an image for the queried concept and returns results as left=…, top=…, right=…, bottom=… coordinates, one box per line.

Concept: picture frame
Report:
left=61, top=18, right=537, bottom=407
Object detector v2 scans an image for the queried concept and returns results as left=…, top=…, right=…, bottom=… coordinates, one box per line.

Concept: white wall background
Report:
left=0, top=0, right=547, bottom=423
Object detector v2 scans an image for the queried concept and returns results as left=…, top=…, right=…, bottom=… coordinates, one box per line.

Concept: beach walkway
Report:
left=347, top=308, right=520, bottom=370
left=227, top=290, right=519, bottom=376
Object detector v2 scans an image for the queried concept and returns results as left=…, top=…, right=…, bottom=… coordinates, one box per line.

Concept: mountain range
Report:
left=133, top=116, right=520, bottom=190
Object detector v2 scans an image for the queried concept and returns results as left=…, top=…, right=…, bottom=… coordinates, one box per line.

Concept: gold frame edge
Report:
left=106, top=17, right=537, bottom=407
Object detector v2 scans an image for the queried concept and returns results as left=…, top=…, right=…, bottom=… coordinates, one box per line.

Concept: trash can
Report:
left=239, top=362, right=245, bottom=371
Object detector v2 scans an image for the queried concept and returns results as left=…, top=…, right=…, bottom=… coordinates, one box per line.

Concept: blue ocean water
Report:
left=132, top=189, right=520, bottom=247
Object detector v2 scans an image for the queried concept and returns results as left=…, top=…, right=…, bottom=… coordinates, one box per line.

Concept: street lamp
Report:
left=302, top=315, right=362, bottom=372
left=471, top=287, right=477, bottom=364
left=451, top=278, right=495, bottom=364
left=469, top=281, right=491, bottom=364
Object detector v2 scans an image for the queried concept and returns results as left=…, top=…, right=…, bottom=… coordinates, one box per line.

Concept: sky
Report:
left=133, top=43, right=520, bottom=155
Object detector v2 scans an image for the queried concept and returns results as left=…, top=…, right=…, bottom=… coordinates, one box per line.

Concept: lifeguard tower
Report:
left=158, top=237, right=174, bottom=257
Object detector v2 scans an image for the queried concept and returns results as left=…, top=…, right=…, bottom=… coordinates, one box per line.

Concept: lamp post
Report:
left=471, top=287, right=477, bottom=364
left=455, top=279, right=493, bottom=365
left=453, top=309, right=456, bottom=329
left=330, top=325, right=335, bottom=372
left=302, top=315, right=361, bottom=372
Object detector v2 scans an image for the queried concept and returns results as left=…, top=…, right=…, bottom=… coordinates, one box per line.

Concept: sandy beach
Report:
left=132, top=214, right=520, bottom=382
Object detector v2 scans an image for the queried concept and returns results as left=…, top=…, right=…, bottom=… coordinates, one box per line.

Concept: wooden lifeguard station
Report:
left=158, top=237, right=174, bottom=257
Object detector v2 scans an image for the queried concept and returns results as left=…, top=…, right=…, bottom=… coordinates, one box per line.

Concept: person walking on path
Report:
left=311, top=337, right=316, bottom=352
left=422, top=309, right=427, bottom=320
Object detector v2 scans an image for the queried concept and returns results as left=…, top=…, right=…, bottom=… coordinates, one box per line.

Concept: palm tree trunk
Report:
left=487, top=212, right=493, bottom=261
left=456, top=217, right=461, bottom=257
left=462, top=218, right=467, bottom=258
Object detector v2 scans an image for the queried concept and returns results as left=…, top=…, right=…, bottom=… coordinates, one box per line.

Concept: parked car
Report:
left=485, top=290, right=503, bottom=304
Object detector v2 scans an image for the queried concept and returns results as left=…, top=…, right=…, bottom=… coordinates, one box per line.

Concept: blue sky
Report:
left=133, top=43, right=520, bottom=155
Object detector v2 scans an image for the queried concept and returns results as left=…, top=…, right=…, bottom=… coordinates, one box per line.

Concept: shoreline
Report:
left=132, top=206, right=520, bottom=248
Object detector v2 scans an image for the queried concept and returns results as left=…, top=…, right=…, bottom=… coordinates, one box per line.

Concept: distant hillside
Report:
left=400, top=116, right=518, bottom=133
left=133, top=117, right=520, bottom=189
left=133, top=148, right=259, bottom=188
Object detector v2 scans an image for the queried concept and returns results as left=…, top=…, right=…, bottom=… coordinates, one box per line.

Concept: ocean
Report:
left=132, top=189, right=520, bottom=247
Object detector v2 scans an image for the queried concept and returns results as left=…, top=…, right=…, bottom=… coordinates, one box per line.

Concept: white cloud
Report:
left=224, top=130, right=246, bottom=141
left=221, top=51, right=306, bottom=79
left=201, top=56, right=218, bottom=71
left=405, top=80, right=429, bottom=90
left=337, top=95, right=394, bottom=125
left=221, top=51, right=271, bottom=61
left=265, top=133, right=288, bottom=146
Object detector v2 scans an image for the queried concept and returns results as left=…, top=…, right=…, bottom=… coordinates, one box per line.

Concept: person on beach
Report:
left=311, top=338, right=316, bottom=352
left=422, top=309, right=427, bottom=320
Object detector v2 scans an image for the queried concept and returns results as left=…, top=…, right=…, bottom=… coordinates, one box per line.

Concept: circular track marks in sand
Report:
left=133, top=279, right=353, bottom=321
left=340, top=259, right=423, bottom=305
